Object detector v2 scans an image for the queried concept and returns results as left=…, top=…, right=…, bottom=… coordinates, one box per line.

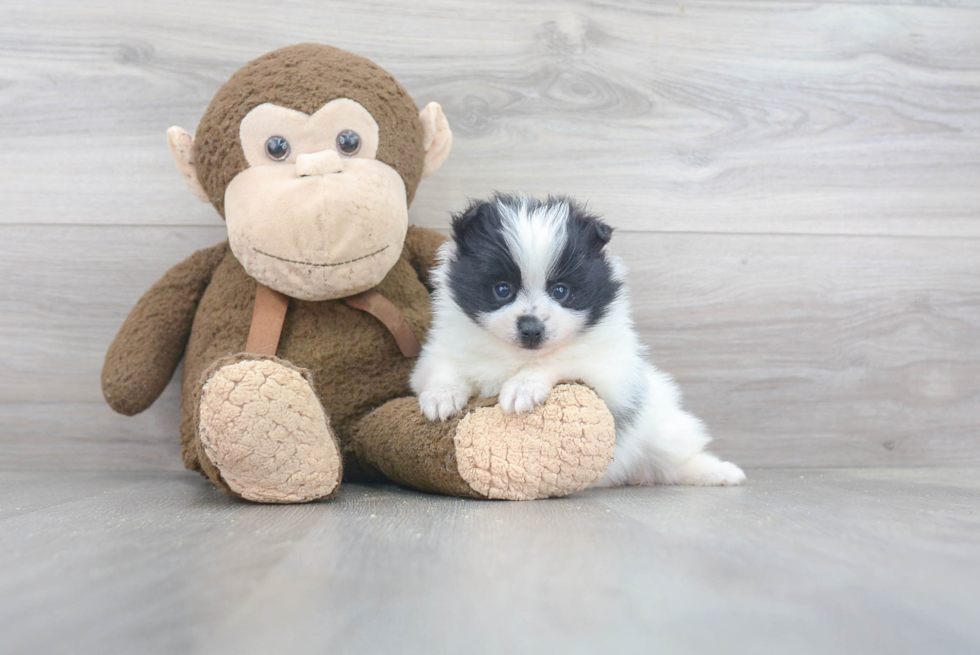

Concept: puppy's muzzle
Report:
left=517, top=315, right=545, bottom=349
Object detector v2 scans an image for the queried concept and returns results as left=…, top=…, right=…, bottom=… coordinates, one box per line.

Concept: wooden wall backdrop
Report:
left=1, top=0, right=978, bottom=471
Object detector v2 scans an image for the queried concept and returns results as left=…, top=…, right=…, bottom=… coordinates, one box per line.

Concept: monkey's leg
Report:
left=193, top=355, right=342, bottom=503
left=351, top=384, right=616, bottom=500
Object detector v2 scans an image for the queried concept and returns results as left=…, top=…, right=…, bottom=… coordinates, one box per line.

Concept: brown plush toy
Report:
left=102, top=43, right=616, bottom=503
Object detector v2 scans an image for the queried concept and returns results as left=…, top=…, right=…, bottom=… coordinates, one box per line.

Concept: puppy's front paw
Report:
left=419, top=386, right=470, bottom=421
left=498, top=375, right=553, bottom=414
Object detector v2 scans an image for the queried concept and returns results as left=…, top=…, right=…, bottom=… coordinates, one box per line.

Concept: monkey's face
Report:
left=223, top=99, right=409, bottom=301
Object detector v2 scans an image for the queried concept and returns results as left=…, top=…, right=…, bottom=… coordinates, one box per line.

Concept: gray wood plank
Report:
left=1, top=225, right=978, bottom=469
left=0, top=401, right=185, bottom=472
left=1, top=1, right=977, bottom=236
left=0, top=470, right=977, bottom=654
left=0, top=225, right=226, bottom=404
left=0, top=471, right=159, bottom=520
left=617, top=232, right=980, bottom=467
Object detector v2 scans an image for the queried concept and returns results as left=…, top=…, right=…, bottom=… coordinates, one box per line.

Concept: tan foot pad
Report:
left=454, top=384, right=616, bottom=500
left=198, top=358, right=341, bottom=503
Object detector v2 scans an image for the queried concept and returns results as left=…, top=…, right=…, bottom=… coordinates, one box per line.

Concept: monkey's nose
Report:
left=296, top=150, right=343, bottom=177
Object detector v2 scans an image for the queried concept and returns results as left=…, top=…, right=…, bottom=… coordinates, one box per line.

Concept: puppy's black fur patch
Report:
left=448, top=194, right=621, bottom=328
left=547, top=198, right=621, bottom=327
left=448, top=196, right=523, bottom=321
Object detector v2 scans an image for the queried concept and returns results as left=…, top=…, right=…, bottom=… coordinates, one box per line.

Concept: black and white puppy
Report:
left=411, top=194, right=745, bottom=487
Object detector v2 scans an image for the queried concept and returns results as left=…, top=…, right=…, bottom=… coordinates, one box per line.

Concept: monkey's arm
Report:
left=402, top=225, right=449, bottom=287
left=102, top=242, right=229, bottom=416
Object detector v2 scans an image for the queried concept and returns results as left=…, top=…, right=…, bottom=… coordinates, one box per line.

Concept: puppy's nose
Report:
left=296, top=149, right=343, bottom=177
left=517, top=315, right=545, bottom=349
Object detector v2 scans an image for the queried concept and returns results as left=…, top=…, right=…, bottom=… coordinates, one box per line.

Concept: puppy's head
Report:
left=443, top=194, right=621, bottom=352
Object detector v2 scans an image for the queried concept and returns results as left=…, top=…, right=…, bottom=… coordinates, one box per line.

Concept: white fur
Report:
left=411, top=200, right=745, bottom=487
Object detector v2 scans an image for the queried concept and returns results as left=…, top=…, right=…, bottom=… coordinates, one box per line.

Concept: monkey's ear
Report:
left=419, top=102, right=452, bottom=179
left=166, top=126, right=210, bottom=204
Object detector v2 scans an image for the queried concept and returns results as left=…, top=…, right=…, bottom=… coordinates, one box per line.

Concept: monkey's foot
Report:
left=351, top=384, right=615, bottom=500
left=454, top=384, right=616, bottom=500
left=198, top=357, right=342, bottom=503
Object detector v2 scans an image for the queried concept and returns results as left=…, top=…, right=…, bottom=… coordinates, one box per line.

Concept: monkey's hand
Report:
left=403, top=225, right=449, bottom=288
left=102, top=242, right=228, bottom=416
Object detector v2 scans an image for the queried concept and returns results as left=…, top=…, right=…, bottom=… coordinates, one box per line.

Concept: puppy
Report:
left=411, top=194, right=745, bottom=487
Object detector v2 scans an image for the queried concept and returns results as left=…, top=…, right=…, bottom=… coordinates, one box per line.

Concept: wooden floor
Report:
left=2, top=468, right=978, bottom=654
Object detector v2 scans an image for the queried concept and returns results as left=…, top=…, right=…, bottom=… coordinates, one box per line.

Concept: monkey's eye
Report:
left=265, top=136, right=290, bottom=161
left=551, top=284, right=569, bottom=301
left=336, top=129, right=361, bottom=155
left=493, top=282, right=513, bottom=301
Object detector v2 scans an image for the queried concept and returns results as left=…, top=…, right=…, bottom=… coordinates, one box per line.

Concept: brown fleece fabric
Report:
left=176, top=226, right=446, bottom=476
left=350, top=385, right=617, bottom=500
left=401, top=223, right=447, bottom=287
left=352, top=395, right=498, bottom=498
left=102, top=241, right=228, bottom=416
left=103, top=44, right=616, bottom=502
left=194, top=43, right=425, bottom=216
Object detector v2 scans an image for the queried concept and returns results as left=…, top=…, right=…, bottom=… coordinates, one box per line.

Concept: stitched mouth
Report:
left=253, top=244, right=389, bottom=268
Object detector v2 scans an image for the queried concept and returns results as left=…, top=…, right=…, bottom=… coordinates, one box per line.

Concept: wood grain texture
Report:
left=617, top=232, right=980, bottom=467
left=1, top=470, right=979, bottom=654
left=0, top=1, right=978, bottom=471
left=1, top=225, right=977, bottom=469
left=0, top=1, right=978, bottom=235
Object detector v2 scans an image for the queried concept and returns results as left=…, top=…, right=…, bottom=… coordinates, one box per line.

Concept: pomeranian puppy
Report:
left=411, top=194, right=745, bottom=487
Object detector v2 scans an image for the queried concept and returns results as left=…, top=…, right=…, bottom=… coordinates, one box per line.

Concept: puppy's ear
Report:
left=569, top=202, right=614, bottom=252
left=451, top=199, right=498, bottom=251
left=586, top=218, right=614, bottom=248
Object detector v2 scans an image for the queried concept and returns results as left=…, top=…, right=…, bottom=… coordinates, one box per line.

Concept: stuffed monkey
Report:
left=102, top=44, right=616, bottom=503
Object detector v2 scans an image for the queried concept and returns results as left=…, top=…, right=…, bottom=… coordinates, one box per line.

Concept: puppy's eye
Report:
left=265, top=136, right=290, bottom=161
left=493, top=282, right=513, bottom=301
left=336, top=129, right=361, bottom=155
left=551, top=284, right=569, bottom=301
